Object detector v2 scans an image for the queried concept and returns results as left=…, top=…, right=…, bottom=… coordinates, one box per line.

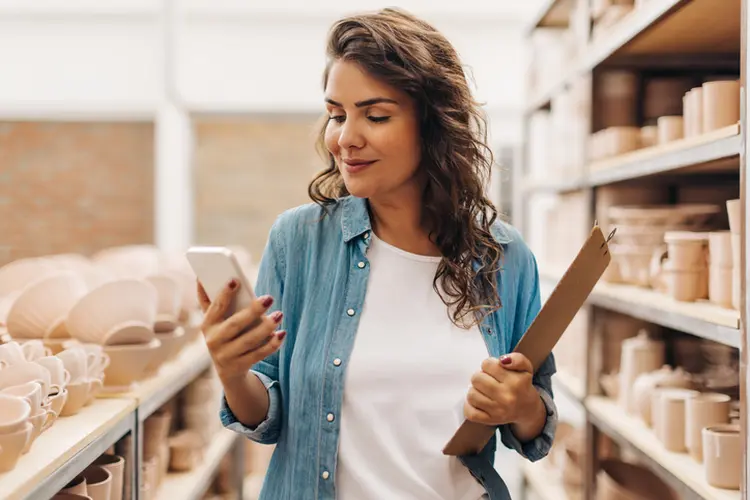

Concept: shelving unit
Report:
left=0, top=398, right=137, bottom=500
left=521, top=460, right=578, bottom=500
left=155, top=430, right=240, bottom=500
left=518, top=0, right=746, bottom=498
left=587, top=396, right=740, bottom=500
left=0, top=338, right=240, bottom=500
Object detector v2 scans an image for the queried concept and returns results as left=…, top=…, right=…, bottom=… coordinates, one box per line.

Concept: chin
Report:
left=342, top=178, right=377, bottom=199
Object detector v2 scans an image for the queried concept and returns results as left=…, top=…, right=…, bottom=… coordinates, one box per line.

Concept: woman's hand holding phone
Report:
left=197, top=279, right=286, bottom=386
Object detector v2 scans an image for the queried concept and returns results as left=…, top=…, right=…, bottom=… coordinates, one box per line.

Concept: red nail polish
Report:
left=500, top=356, right=512, bottom=365
left=228, top=279, right=238, bottom=290
left=276, top=330, right=287, bottom=341
left=261, top=296, right=274, bottom=308
left=271, top=311, right=283, bottom=323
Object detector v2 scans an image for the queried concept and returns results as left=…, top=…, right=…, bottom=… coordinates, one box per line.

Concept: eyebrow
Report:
left=325, top=97, right=399, bottom=107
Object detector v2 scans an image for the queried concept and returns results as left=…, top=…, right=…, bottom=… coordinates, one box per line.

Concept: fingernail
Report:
left=276, top=330, right=287, bottom=341
left=228, top=279, right=238, bottom=290
left=271, top=311, right=283, bottom=323
left=261, top=295, right=274, bottom=308
left=500, top=356, right=511, bottom=365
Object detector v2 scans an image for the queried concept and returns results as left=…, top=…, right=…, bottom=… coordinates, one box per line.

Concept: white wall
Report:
left=0, top=0, right=534, bottom=247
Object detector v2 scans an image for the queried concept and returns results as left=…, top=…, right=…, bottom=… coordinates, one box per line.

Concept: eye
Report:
left=328, top=115, right=346, bottom=124
left=368, top=116, right=390, bottom=123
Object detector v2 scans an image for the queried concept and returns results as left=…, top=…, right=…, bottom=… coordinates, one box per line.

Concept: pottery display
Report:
left=702, top=80, right=740, bottom=132
left=632, top=366, right=694, bottom=426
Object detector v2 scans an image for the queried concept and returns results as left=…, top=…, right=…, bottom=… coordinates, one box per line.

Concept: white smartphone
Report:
left=186, top=246, right=257, bottom=319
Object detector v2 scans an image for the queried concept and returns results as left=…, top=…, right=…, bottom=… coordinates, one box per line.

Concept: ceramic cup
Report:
left=82, top=465, right=112, bottom=500
left=686, top=393, right=730, bottom=462
left=0, top=342, right=26, bottom=366
left=21, top=340, right=51, bottom=362
left=0, top=381, right=43, bottom=413
left=60, top=474, right=88, bottom=495
left=0, top=394, right=31, bottom=434
left=57, top=348, right=91, bottom=384
left=0, top=421, right=32, bottom=472
left=93, top=454, right=125, bottom=500
left=0, top=361, right=57, bottom=398
left=35, top=356, right=71, bottom=390
left=703, top=424, right=741, bottom=489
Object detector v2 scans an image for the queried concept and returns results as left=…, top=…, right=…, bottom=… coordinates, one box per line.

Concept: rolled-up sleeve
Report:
left=218, top=217, right=286, bottom=445
left=498, top=241, right=558, bottom=462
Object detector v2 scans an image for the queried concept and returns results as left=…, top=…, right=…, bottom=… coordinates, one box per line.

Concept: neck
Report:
left=367, top=186, right=441, bottom=257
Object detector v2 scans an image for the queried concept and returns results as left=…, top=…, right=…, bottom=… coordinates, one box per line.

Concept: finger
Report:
left=466, top=387, right=496, bottom=414
left=203, top=279, right=240, bottom=327
left=196, top=281, right=211, bottom=314
left=480, top=357, right=506, bottom=382
left=470, top=371, right=500, bottom=398
left=464, top=400, right=493, bottom=425
left=216, top=296, right=276, bottom=343
left=235, top=330, right=286, bottom=365
left=498, top=353, right=534, bottom=374
left=227, top=310, right=283, bottom=353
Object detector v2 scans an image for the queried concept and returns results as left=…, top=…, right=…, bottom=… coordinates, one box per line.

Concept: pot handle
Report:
left=649, top=244, right=668, bottom=290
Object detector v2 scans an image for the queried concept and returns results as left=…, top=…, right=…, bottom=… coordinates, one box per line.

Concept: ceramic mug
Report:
left=19, top=340, right=51, bottom=362
left=0, top=381, right=43, bottom=413
left=35, top=356, right=71, bottom=389
left=56, top=348, right=89, bottom=384
left=0, top=361, right=58, bottom=397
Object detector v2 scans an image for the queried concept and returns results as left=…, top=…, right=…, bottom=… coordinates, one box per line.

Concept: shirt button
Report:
left=357, top=261, right=365, bottom=269
left=322, top=471, right=330, bottom=480
left=364, top=232, right=370, bottom=239
left=347, top=308, right=355, bottom=316
left=327, top=413, right=335, bottom=422
left=333, top=358, right=342, bottom=366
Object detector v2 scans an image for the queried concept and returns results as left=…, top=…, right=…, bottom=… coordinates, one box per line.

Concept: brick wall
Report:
left=0, top=122, right=155, bottom=266
left=193, top=115, right=323, bottom=261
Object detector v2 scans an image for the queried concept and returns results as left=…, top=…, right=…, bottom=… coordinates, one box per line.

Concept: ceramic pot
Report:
left=708, top=231, right=733, bottom=267
left=618, top=331, right=665, bottom=414
left=92, top=454, right=125, bottom=500
left=657, top=116, right=684, bottom=144
left=702, top=80, right=740, bottom=132
left=632, top=366, right=694, bottom=426
left=658, top=389, right=699, bottom=452
left=663, top=231, right=709, bottom=270
left=709, top=266, right=733, bottom=308
left=703, top=424, right=741, bottom=489
left=82, top=465, right=112, bottom=500
left=686, top=393, right=730, bottom=462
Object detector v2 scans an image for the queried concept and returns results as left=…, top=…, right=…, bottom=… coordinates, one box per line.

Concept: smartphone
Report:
left=186, top=246, right=257, bottom=319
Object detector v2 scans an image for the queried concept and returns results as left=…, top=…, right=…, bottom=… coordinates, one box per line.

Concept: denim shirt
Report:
left=220, top=196, right=558, bottom=499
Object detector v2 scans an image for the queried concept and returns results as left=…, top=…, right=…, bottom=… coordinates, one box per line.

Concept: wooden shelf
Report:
left=0, top=398, right=137, bottom=500
left=100, top=339, right=212, bottom=420
left=585, top=0, right=741, bottom=69
left=587, top=124, right=740, bottom=186
left=522, top=460, right=580, bottom=500
left=155, top=430, right=238, bottom=500
left=525, top=0, right=574, bottom=34
left=590, top=281, right=741, bottom=347
left=587, top=396, right=741, bottom=500
left=555, top=368, right=586, bottom=402
left=522, top=176, right=587, bottom=195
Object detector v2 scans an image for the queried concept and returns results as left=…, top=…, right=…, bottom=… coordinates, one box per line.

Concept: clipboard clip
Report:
left=593, top=221, right=617, bottom=249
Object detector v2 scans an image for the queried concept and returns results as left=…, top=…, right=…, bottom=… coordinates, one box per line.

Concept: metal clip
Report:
left=601, top=227, right=617, bottom=248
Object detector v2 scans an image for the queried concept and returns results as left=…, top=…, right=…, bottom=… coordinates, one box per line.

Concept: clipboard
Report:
left=442, top=225, right=615, bottom=456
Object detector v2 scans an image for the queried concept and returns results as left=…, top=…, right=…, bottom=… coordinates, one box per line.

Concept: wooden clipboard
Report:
left=442, top=225, right=614, bottom=456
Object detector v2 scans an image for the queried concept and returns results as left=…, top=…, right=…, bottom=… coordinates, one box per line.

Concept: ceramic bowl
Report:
left=145, top=275, right=181, bottom=332
left=6, top=272, right=88, bottom=339
left=0, top=258, right=59, bottom=296
left=102, top=339, right=161, bottom=387
left=91, top=245, right=162, bottom=280
left=66, top=280, right=158, bottom=345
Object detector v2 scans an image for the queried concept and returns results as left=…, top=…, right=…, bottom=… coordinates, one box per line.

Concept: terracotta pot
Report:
left=686, top=393, right=730, bottom=462
left=708, top=231, right=733, bottom=267
left=658, top=389, right=699, bottom=452
left=632, top=366, right=694, bottom=426
left=726, top=199, right=740, bottom=234
left=709, top=265, right=733, bottom=308
left=702, top=80, right=740, bottom=132
left=618, top=331, right=665, bottom=414
left=597, top=459, right=678, bottom=500
left=703, top=424, right=741, bottom=489
left=657, top=116, right=684, bottom=144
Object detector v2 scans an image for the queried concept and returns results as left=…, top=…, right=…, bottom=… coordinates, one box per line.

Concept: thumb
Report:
left=499, top=353, right=533, bottom=373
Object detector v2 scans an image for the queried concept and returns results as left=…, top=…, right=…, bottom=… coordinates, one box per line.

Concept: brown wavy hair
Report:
left=309, top=7, right=503, bottom=328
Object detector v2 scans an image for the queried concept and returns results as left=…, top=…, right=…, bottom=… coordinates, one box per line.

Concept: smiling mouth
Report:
left=342, top=160, right=377, bottom=173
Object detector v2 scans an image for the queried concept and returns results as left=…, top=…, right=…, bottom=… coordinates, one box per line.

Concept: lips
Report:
left=342, top=159, right=377, bottom=173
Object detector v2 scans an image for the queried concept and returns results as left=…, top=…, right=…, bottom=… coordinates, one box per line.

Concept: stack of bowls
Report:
left=0, top=394, right=33, bottom=472
left=65, top=280, right=161, bottom=392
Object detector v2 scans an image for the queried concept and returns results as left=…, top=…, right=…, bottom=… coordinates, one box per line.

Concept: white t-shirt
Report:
left=335, top=233, right=489, bottom=500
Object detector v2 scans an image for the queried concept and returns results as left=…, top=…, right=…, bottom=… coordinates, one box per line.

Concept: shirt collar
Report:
left=339, top=195, right=512, bottom=245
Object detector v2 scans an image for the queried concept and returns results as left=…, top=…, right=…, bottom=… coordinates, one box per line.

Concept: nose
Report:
left=337, top=118, right=365, bottom=150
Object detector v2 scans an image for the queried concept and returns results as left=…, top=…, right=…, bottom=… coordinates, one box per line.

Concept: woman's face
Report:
left=324, top=60, right=422, bottom=201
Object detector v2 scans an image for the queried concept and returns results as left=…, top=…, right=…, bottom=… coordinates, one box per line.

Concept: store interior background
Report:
left=0, top=0, right=555, bottom=497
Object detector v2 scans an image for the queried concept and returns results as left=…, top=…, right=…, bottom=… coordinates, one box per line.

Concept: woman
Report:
left=198, top=8, right=557, bottom=500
